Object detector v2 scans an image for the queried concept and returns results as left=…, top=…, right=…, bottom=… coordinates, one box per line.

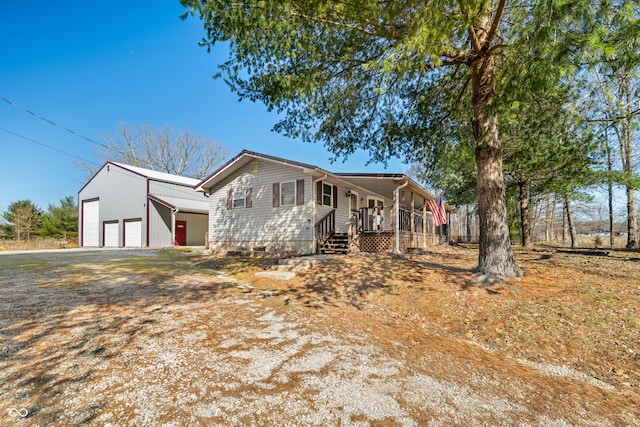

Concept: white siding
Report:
left=206, top=159, right=314, bottom=252
left=316, top=179, right=353, bottom=234
left=149, top=180, right=208, bottom=202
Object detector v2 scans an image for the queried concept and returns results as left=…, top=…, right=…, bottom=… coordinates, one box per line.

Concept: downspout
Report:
left=312, top=173, right=328, bottom=253
left=146, top=179, right=150, bottom=247
left=395, top=179, right=410, bottom=254
left=173, top=208, right=179, bottom=246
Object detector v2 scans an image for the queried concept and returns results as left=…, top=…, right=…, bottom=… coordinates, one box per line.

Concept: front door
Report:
left=175, top=220, right=187, bottom=246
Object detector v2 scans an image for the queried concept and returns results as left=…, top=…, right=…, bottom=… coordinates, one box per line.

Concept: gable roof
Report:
left=78, top=161, right=202, bottom=195
left=194, top=149, right=322, bottom=192
left=194, top=150, right=440, bottom=207
left=112, top=162, right=201, bottom=187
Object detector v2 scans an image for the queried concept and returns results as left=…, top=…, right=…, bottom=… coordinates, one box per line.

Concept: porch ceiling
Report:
left=336, top=175, right=435, bottom=208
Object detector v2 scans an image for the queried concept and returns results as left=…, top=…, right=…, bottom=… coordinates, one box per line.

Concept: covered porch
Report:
left=314, top=174, right=449, bottom=254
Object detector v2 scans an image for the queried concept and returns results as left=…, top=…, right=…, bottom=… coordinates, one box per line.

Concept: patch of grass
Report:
left=13, top=262, right=55, bottom=273
left=625, top=315, right=637, bottom=330
left=192, top=255, right=277, bottom=274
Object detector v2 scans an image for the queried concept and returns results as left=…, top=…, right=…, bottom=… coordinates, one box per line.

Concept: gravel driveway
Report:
left=0, top=249, right=637, bottom=426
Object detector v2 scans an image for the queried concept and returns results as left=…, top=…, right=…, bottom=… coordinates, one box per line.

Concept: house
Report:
left=78, top=162, right=209, bottom=248
left=194, top=150, right=448, bottom=254
left=591, top=228, right=611, bottom=237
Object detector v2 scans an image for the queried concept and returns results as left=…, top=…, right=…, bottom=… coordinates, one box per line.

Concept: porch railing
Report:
left=315, top=209, right=336, bottom=245
left=351, top=207, right=424, bottom=235
left=356, top=206, right=386, bottom=232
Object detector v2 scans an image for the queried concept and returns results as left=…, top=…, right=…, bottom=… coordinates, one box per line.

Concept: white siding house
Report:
left=78, top=162, right=209, bottom=248
left=195, top=150, right=446, bottom=254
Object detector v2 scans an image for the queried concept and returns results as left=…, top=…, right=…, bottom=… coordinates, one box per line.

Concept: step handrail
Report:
left=315, top=209, right=336, bottom=245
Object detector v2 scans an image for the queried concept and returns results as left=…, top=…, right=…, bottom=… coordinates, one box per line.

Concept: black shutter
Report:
left=333, top=185, right=338, bottom=208
left=273, top=183, right=280, bottom=207
left=296, top=179, right=305, bottom=205
left=316, top=181, right=322, bottom=205
left=246, top=187, right=252, bottom=208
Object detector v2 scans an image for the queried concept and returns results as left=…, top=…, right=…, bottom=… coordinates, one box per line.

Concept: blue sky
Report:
left=0, top=0, right=407, bottom=214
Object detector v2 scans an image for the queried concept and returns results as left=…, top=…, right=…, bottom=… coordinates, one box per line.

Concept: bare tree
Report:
left=78, top=123, right=228, bottom=179
left=2, top=200, right=41, bottom=240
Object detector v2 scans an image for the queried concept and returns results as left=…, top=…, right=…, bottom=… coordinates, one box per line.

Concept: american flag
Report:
left=428, top=195, right=447, bottom=227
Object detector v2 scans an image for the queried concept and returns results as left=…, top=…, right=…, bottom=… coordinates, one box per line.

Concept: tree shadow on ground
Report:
left=0, top=250, right=236, bottom=425
left=287, top=252, right=498, bottom=310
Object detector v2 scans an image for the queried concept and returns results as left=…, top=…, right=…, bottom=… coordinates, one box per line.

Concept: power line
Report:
left=0, top=127, right=100, bottom=166
left=0, top=96, right=109, bottom=149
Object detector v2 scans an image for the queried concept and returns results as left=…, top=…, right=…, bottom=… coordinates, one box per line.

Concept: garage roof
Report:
left=148, top=194, right=209, bottom=214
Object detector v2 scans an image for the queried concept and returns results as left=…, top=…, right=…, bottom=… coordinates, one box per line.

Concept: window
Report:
left=281, top=181, right=296, bottom=206
left=226, top=187, right=252, bottom=209
left=233, top=191, right=245, bottom=208
left=322, top=183, right=333, bottom=206
left=316, top=181, right=338, bottom=208
left=273, top=180, right=304, bottom=207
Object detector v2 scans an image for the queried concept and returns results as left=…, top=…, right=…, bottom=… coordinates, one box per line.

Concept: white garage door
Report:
left=82, top=200, right=99, bottom=247
left=124, top=219, right=142, bottom=247
left=104, top=222, right=119, bottom=247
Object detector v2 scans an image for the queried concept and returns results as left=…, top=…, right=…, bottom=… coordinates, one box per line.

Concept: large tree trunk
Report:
left=565, top=197, right=577, bottom=248
left=466, top=204, right=473, bottom=242
left=606, top=133, right=614, bottom=248
left=616, top=72, right=638, bottom=249
left=518, top=181, right=531, bottom=247
left=471, top=17, right=522, bottom=279
left=544, top=194, right=554, bottom=242
left=625, top=188, right=638, bottom=248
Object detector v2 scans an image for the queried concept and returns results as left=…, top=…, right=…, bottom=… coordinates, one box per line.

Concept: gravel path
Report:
left=0, top=249, right=637, bottom=426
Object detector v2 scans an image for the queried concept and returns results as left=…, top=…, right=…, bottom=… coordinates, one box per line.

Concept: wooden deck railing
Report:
left=315, top=209, right=336, bottom=244
left=351, top=207, right=422, bottom=234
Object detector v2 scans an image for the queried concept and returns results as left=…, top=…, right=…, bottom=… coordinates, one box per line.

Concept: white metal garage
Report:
left=104, top=221, right=119, bottom=247
left=82, top=199, right=99, bottom=247
left=124, top=219, right=142, bottom=247
left=78, top=162, right=208, bottom=248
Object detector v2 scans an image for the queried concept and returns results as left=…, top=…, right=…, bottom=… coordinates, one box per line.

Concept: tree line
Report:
left=1, top=196, right=78, bottom=241
left=181, top=0, right=639, bottom=279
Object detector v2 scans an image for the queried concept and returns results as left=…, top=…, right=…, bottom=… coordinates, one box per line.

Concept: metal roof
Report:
left=148, top=194, right=209, bottom=214
left=112, top=162, right=201, bottom=187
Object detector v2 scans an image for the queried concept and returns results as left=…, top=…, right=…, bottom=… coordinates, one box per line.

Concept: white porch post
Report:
left=423, top=199, right=427, bottom=248
left=395, top=180, right=409, bottom=254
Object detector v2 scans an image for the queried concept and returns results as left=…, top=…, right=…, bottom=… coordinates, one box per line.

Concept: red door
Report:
left=175, top=220, right=187, bottom=246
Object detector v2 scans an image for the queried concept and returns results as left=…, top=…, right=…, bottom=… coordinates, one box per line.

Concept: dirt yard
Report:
left=0, top=246, right=638, bottom=426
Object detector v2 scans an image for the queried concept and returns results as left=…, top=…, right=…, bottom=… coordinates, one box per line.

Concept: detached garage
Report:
left=78, top=162, right=209, bottom=248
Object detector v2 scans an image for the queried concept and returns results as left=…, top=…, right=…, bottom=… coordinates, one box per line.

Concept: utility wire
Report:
left=0, top=127, right=100, bottom=166
left=0, top=96, right=109, bottom=149
left=0, top=127, right=203, bottom=197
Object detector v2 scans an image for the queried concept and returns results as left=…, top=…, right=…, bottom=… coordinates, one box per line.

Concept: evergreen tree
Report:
left=181, top=0, right=626, bottom=278
left=39, top=196, right=78, bottom=241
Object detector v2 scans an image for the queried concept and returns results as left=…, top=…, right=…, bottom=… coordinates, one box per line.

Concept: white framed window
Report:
left=281, top=181, right=296, bottom=206
left=233, top=190, right=245, bottom=208
left=322, top=183, right=333, bottom=207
